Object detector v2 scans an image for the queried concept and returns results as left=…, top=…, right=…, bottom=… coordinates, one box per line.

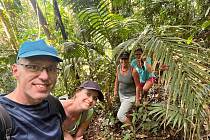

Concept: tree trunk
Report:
left=0, top=9, right=18, bottom=52
left=29, top=0, right=52, bottom=40
left=53, top=0, right=68, bottom=40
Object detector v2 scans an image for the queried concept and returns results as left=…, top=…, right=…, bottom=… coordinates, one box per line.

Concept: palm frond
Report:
left=115, top=25, right=209, bottom=139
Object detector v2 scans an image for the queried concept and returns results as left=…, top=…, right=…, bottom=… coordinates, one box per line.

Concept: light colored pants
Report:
left=117, top=93, right=135, bottom=122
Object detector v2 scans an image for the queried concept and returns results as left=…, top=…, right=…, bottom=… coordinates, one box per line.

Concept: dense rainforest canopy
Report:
left=0, top=0, right=209, bottom=139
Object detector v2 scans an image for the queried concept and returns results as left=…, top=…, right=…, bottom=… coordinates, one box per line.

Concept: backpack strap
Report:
left=46, top=95, right=59, bottom=115
left=0, top=104, right=12, bottom=140
left=46, top=95, right=66, bottom=140
left=46, top=95, right=66, bottom=120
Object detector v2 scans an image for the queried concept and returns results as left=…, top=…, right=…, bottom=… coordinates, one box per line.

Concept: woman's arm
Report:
left=114, top=66, right=119, bottom=97
left=74, top=120, right=90, bottom=139
left=62, top=119, right=75, bottom=140
left=132, top=68, right=142, bottom=106
left=75, top=109, right=93, bottom=140
left=62, top=118, right=87, bottom=140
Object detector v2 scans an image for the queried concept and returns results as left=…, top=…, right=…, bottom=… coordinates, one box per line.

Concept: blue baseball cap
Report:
left=17, top=39, right=63, bottom=62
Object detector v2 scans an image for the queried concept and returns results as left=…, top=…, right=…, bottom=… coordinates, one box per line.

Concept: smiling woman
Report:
left=61, top=81, right=104, bottom=140
left=114, top=51, right=141, bottom=125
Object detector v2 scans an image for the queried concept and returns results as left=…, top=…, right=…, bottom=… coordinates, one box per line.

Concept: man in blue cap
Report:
left=0, top=39, right=66, bottom=140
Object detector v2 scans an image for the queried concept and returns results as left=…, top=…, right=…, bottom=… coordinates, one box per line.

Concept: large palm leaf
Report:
left=114, top=25, right=209, bottom=139
left=78, top=0, right=143, bottom=50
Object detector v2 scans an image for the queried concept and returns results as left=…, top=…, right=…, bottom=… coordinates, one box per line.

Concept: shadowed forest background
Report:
left=0, top=0, right=209, bottom=139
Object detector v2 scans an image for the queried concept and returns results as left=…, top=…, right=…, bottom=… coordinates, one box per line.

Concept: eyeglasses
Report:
left=18, top=63, right=61, bottom=73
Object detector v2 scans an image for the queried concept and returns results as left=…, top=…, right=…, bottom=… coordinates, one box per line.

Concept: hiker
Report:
left=114, top=51, right=141, bottom=125
left=131, top=48, right=169, bottom=101
left=0, top=39, right=66, bottom=140
left=61, top=81, right=104, bottom=140
left=131, top=48, right=155, bottom=95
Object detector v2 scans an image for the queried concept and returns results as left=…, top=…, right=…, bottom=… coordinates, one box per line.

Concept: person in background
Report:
left=131, top=48, right=155, bottom=97
left=131, top=48, right=169, bottom=101
left=0, top=39, right=66, bottom=140
left=114, top=51, right=141, bottom=125
left=61, top=81, right=104, bottom=140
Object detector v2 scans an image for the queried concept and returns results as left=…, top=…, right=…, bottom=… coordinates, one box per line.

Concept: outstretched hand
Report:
left=112, top=91, right=118, bottom=102
left=160, top=64, right=169, bottom=71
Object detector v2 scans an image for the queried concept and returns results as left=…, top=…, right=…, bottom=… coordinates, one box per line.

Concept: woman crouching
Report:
left=61, top=81, right=104, bottom=140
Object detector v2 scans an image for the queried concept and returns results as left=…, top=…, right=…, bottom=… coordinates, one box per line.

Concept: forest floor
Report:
left=86, top=107, right=210, bottom=140
left=84, top=89, right=179, bottom=140
left=86, top=111, right=180, bottom=140
left=83, top=85, right=210, bottom=140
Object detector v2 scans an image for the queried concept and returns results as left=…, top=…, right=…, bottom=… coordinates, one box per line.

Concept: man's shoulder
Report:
left=46, top=95, right=67, bottom=121
left=46, top=95, right=63, bottom=112
left=0, top=95, right=13, bottom=140
left=0, top=94, right=9, bottom=110
left=0, top=94, right=8, bottom=104
left=0, top=93, right=7, bottom=98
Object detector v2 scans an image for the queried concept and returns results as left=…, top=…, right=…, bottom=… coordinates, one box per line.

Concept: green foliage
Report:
left=78, top=0, right=143, bottom=50
left=202, top=20, right=210, bottom=29
left=113, top=25, right=209, bottom=139
left=0, top=70, right=15, bottom=94
left=0, top=0, right=209, bottom=139
left=0, top=53, right=16, bottom=93
left=131, top=106, right=161, bottom=137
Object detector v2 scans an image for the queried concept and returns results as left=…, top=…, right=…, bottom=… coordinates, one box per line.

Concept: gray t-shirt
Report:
left=117, top=65, right=136, bottom=97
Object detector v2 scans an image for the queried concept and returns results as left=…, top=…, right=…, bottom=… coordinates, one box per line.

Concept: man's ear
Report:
left=12, top=64, right=19, bottom=79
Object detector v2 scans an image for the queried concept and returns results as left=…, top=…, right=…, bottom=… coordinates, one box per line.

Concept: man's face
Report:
left=13, top=56, right=59, bottom=104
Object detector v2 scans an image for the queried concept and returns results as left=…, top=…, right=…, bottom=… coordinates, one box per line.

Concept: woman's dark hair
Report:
left=134, top=48, right=143, bottom=53
left=120, top=51, right=130, bottom=59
